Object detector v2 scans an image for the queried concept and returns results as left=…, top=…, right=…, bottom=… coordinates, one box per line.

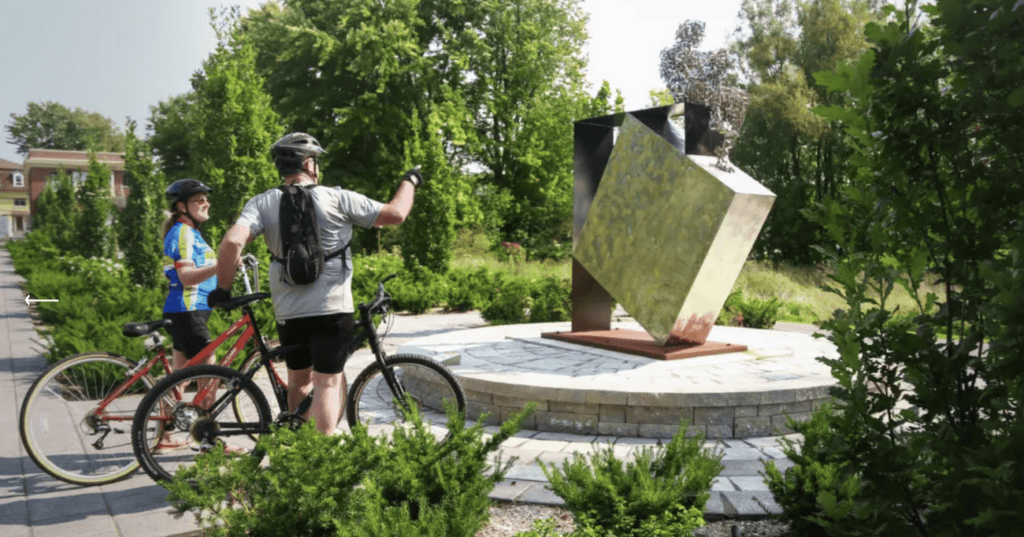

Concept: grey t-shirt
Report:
left=235, top=184, right=384, bottom=320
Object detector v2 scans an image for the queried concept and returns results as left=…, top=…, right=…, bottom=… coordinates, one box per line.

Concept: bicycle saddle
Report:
left=122, top=319, right=173, bottom=337
left=216, top=292, right=271, bottom=311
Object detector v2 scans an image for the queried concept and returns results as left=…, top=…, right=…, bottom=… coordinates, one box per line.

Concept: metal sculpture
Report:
left=660, top=20, right=748, bottom=172
left=562, top=103, right=775, bottom=351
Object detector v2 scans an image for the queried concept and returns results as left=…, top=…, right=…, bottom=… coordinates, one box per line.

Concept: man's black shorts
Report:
left=162, top=310, right=212, bottom=359
left=278, top=312, right=355, bottom=374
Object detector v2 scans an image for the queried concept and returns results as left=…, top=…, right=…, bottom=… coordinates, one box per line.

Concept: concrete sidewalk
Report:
left=1, top=245, right=794, bottom=537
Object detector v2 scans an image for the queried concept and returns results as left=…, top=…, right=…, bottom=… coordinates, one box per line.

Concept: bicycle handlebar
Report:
left=363, top=273, right=398, bottom=314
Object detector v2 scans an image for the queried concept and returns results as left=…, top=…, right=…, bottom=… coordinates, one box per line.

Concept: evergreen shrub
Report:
left=445, top=266, right=494, bottom=312
left=480, top=273, right=534, bottom=324
left=540, top=419, right=722, bottom=537
left=164, top=402, right=537, bottom=537
left=716, top=290, right=782, bottom=329
left=762, top=403, right=875, bottom=536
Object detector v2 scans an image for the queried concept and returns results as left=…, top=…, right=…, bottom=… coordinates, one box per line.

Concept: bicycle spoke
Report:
left=133, top=365, right=271, bottom=482
left=347, top=355, right=465, bottom=442
left=20, top=353, right=154, bottom=486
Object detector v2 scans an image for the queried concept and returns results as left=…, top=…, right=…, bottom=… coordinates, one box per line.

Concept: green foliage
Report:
left=118, top=120, right=165, bottom=288
left=400, top=109, right=457, bottom=274
left=481, top=274, right=533, bottom=325
left=188, top=35, right=282, bottom=241
left=726, top=0, right=882, bottom=263
left=540, top=419, right=720, bottom=537
left=8, top=236, right=162, bottom=362
left=767, top=1, right=1024, bottom=534
left=527, top=276, right=571, bottom=323
left=512, top=518, right=563, bottom=537
left=237, top=0, right=603, bottom=254
left=30, top=169, right=79, bottom=251
left=350, top=250, right=570, bottom=320
left=762, top=403, right=889, bottom=536
left=445, top=266, right=494, bottom=312
left=386, top=265, right=450, bottom=315
left=715, top=290, right=782, bottom=329
left=74, top=153, right=115, bottom=259
left=147, top=92, right=196, bottom=179
left=4, top=101, right=125, bottom=156
left=164, top=402, right=536, bottom=537
left=479, top=273, right=570, bottom=325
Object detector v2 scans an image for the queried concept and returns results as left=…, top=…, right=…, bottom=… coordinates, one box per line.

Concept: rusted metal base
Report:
left=541, top=329, right=748, bottom=361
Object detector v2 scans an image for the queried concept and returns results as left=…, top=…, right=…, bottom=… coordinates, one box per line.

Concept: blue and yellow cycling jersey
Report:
left=163, top=219, right=217, bottom=312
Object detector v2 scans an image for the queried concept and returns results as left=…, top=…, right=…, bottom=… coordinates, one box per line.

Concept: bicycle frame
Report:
left=183, top=281, right=409, bottom=440
left=87, top=309, right=270, bottom=432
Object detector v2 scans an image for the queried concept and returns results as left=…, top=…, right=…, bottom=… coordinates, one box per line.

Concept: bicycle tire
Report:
left=346, top=354, right=466, bottom=441
left=19, top=352, right=157, bottom=486
left=132, top=364, right=272, bottom=483
left=235, top=339, right=285, bottom=440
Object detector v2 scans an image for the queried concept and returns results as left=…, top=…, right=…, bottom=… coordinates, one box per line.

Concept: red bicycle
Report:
left=18, top=256, right=284, bottom=486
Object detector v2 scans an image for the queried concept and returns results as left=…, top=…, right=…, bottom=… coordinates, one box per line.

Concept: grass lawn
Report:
left=448, top=229, right=945, bottom=326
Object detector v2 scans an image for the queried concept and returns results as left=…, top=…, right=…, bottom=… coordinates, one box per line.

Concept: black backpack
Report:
left=274, top=184, right=348, bottom=285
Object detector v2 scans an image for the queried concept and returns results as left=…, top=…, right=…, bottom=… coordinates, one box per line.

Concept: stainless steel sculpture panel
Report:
left=573, top=111, right=775, bottom=345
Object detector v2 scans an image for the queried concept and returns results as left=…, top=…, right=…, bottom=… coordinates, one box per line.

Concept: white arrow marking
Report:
left=25, top=295, right=59, bottom=305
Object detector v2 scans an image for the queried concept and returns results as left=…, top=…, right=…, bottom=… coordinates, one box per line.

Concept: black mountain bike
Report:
left=130, top=274, right=467, bottom=482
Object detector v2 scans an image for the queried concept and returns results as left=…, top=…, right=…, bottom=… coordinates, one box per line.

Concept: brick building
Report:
left=0, top=150, right=129, bottom=239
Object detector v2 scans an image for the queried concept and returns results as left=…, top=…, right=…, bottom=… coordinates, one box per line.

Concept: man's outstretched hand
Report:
left=402, top=167, right=423, bottom=189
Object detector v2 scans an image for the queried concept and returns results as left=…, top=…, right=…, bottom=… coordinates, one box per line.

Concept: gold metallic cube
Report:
left=574, top=114, right=775, bottom=345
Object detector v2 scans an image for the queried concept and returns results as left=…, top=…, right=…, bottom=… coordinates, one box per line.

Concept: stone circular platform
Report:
left=398, top=321, right=839, bottom=439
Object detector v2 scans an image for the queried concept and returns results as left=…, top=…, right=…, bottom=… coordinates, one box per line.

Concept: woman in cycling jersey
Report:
left=161, top=179, right=220, bottom=373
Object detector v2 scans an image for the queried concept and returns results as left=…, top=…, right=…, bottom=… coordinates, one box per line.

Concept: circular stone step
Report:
left=399, top=321, right=838, bottom=439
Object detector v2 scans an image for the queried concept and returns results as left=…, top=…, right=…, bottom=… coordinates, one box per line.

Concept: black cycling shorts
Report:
left=278, top=312, right=355, bottom=375
left=162, top=310, right=212, bottom=359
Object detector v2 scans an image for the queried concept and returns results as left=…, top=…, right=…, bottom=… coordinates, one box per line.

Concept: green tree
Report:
left=6, top=101, right=125, bottom=156
left=119, top=120, right=165, bottom=287
left=399, top=109, right=456, bottom=273
left=31, top=169, right=78, bottom=250
left=238, top=0, right=604, bottom=253
left=147, top=92, right=197, bottom=179
left=462, top=0, right=593, bottom=245
left=725, top=0, right=879, bottom=263
left=648, top=87, right=674, bottom=107
left=75, top=153, right=114, bottom=258
left=238, top=0, right=452, bottom=211
left=188, top=36, right=282, bottom=241
left=765, top=1, right=1024, bottom=533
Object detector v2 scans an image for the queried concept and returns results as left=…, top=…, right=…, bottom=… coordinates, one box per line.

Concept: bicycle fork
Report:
left=364, top=322, right=410, bottom=416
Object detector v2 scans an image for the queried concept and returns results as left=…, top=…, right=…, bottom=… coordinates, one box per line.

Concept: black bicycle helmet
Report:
left=271, top=132, right=327, bottom=174
left=165, top=178, right=213, bottom=206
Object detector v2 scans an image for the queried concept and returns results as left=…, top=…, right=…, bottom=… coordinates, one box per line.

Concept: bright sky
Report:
left=0, top=0, right=745, bottom=164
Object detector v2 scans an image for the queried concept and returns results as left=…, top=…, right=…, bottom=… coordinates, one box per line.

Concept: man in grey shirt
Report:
left=212, top=132, right=422, bottom=434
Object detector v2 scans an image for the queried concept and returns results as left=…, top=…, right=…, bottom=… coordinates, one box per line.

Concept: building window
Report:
left=13, top=172, right=24, bottom=187
left=72, top=170, right=86, bottom=187
left=14, top=198, right=27, bottom=207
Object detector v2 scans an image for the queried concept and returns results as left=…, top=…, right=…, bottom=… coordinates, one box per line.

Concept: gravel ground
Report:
left=475, top=504, right=792, bottom=536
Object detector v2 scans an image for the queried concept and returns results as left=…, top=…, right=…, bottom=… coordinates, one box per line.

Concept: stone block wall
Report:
left=445, top=382, right=832, bottom=438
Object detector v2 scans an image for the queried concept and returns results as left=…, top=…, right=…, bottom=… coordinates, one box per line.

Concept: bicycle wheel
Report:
left=346, top=354, right=466, bottom=441
left=132, top=364, right=272, bottom=483
left=19, top=352, right=156, bottom=486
